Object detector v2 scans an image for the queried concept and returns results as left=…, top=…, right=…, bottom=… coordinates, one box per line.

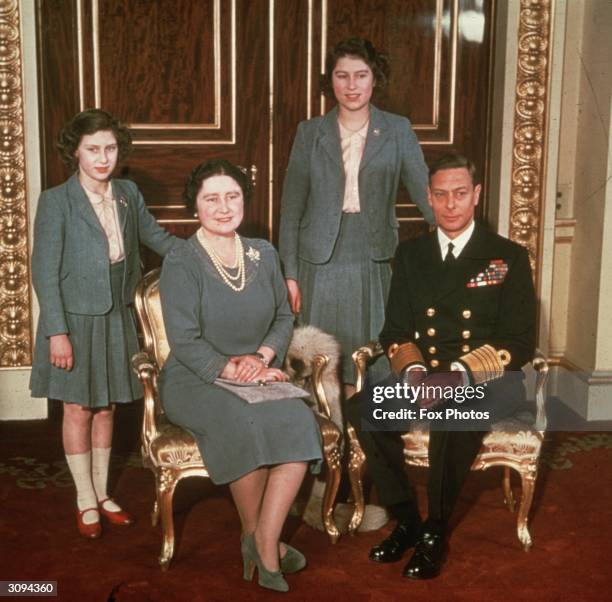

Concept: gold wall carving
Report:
left=0, top=0, right=31, bottom=367
left=509, top=0, right=553, bottom=283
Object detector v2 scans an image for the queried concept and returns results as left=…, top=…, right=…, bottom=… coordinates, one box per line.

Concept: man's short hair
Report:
left=429, top=153, right=478, bottom=185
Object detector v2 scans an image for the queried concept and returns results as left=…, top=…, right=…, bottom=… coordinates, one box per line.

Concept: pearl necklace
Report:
left=197, top=229, right=246, bottom=292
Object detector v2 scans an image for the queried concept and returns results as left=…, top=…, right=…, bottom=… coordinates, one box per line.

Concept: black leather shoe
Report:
left=369, top=521, right=421, bottom=563
left=402, top=529, right=447, bottom=579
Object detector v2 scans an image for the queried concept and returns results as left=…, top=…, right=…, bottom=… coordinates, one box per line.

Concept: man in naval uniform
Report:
left=345, top=153, right=537, bottom=579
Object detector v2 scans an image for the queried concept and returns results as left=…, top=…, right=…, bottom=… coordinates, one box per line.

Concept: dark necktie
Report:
left=444, top=242, right=456, bottom=264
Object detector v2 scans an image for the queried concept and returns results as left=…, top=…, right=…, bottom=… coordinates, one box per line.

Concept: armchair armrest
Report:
left=352, top=341, right=384, bottom=393
left=132, top=351, right=161, bottom=451
left=532, top=349, right=549, bottom=432
left=311, top=354, right=333, bottom=420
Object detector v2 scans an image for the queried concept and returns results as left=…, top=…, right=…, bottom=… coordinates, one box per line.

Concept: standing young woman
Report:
left=279, top=37, right=435, bottom=394
left=30, top=109, right=181, bottom=538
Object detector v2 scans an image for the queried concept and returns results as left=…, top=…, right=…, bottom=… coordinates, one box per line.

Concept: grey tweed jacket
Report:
left=279, top=105, right=435, bottom=279
left=31, top=173, right=181, bottom=337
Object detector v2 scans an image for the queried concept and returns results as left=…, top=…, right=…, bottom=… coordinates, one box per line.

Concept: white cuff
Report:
left=451, top=361, right=470, bottom=386
left=401, top=363, right=427, bottom=383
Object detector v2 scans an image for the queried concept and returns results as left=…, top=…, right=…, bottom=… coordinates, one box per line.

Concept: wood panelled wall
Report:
left=37, top=0, right=494, bottom=265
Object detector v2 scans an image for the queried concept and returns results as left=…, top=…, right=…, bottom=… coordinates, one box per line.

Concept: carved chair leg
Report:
left=157, top=467, right=180, bottom=570
left=502, top=466, right=516, bottom=512
left=346, top=423, right=366, bottom=534
left=321, top=431, right=342, bottom=544
left=517, top=468, right=537, bottom=551
left=151, top=499, right=160, bottom=527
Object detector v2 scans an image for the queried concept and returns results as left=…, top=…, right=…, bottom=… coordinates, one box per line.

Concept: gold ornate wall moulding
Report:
left=509, top=0, right=553, bottom=283
left=0, top=0, right=32, bottom=367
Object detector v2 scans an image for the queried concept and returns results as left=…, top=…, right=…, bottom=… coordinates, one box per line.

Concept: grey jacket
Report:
left=279, top=105, right=434, bottom=279
left=32, top=173, right=181, bottom=337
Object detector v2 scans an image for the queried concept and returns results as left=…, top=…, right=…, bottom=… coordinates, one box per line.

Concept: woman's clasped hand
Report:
left=222, top=354, right=289, bottom=383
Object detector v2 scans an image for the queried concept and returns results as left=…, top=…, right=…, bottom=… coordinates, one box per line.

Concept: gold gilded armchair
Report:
left=132, top=268, right=342, bottom=570
left=346, top=342, right=549, bottom=551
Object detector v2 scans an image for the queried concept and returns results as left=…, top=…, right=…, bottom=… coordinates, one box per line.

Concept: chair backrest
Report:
left=531, top=352, right=549, bottom=431
left=513, top=352, right=549, bottom=432
left=133, top=268, right=170, bottom=369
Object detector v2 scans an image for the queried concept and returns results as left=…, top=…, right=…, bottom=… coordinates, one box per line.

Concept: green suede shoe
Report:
left=241, top=533, right=289, bottom=593
left=280, top=543, right=307, bottom=574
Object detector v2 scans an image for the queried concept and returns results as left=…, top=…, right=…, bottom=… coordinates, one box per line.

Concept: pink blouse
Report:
left=339, top=119, right=369, bottom=213
left=83, top=185, right=125, bottom=263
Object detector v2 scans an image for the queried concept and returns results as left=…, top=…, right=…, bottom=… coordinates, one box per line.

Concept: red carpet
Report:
left=1, top=403, right=612, bottom=601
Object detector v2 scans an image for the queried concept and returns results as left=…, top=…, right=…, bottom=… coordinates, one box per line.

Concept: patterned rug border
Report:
left=2, top=434, right=612, bottom=489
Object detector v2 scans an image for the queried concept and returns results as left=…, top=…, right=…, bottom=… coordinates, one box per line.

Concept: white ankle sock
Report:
left=91, top=447, right=120, bottom=512
left=65, top=452, right=99, bottom=524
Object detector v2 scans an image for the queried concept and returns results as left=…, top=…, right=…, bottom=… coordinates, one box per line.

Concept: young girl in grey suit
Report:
left=279, top=38, right=435, bottom=395
left=30, top=109, right=180, bottom=538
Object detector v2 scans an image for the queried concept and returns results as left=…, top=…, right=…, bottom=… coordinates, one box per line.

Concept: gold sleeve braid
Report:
left=387, top=342, right=425, bottom=375
left=458, top=344, right=511, bottom=384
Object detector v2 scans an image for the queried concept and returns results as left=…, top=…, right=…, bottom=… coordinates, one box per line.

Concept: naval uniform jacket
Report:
left=32, top=173, right=181, bottom=337
left=345, top=223, right=538, bottom=518
left=380, top=223, right=537, bottom=387
left=278, top=105, right=434, bottom=280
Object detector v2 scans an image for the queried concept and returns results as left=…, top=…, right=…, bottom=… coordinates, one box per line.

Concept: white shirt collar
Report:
left=338, top=119, right=369, bottom=141
left=436, top=221, right=475, bottom=259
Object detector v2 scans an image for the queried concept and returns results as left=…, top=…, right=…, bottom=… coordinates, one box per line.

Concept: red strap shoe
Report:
left=76, top=508, right=102, bottom=539
left=98, top=498, right=133, bottom=526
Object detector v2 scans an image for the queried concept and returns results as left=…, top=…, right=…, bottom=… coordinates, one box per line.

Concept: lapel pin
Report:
left=119, top=196, right=127, bottom=207
left=373, top=128, right=380, bottom=136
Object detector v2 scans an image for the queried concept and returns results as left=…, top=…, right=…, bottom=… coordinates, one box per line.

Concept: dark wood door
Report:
left=37, top=0, right=494, bottom=263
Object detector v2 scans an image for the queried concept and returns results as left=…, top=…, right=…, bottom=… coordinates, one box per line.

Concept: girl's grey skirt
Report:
left=30, top=261, right=142, bottom=408
left=298, top=213, right=391, bottom=384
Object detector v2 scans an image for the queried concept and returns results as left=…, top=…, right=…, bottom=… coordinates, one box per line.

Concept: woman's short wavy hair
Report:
left=57, top=108, right=132, bottom=170
left=183, top=159, right=252, bottom=214
left=320, top=37, right=390, bottom=99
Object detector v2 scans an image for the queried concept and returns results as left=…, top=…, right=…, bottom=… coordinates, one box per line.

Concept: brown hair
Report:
left=57, top=108, right=132, bottom=170
left=429, top=153, right=478, bottom=185
left=183, top=159, right=252, bottom=214
left=320, top=37, right=390, bottom=99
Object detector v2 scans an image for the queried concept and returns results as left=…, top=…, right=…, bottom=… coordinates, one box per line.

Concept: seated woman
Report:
left=159, top=159, right=322, bottom=593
